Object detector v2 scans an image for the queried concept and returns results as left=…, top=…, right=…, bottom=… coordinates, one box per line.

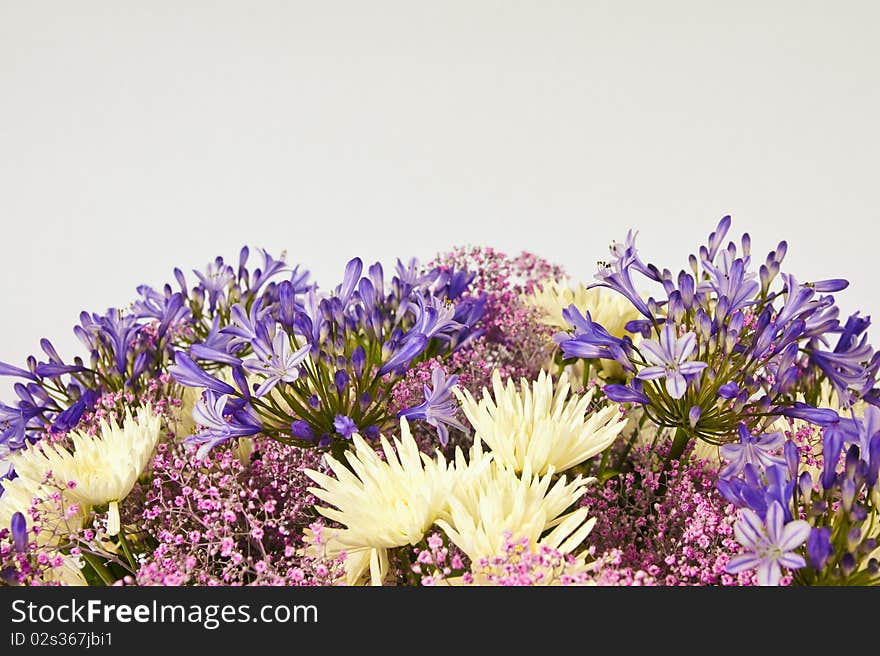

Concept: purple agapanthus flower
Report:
left=701, top=253, right=759, bottom=314
left=398, top=367, right=467, bottom=447
left=592, top=233, right=654, bottom=319
left=635, top=323, right=707, bottom=399
left=335, top=257, right=363, bottom=306
left=555, top=306, right=632, bottom=369
left=188, top=391, right=263, bottom=459
left=168, top=352, right=236, bottom=395
left=378, top=333, right=428, bottom=376
left=725, top=501, right=810, bottom=586
left=807, top=527, right=833, bottom=571
left=719, top=424, right=786, bottom=479
left=10, top=512, right=27, bottom=553
left=242, top=331, right=310, bottom=398
left=333, top=414, right=358, bottom=439
left=778, top=402, right=839, bottom=427
left=193, top=257, right=236, bottom=313
left=603, top=380, right=651, bottom=405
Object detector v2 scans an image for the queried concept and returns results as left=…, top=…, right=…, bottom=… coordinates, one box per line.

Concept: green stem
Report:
left=81, top=551, right=115, bottom=585
left=668, top=427, right=691, bottom=463
left=118, top=526, right=138, bottom=571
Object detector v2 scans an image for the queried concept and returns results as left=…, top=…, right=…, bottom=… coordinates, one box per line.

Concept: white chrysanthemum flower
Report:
left=435, top=455, right=595, bottom=564
left=8, top=405, right=162, bottom=536
left=304, top=418, right=456, bottom=586
left=525, top=279, right=639, bottom=337
left=456, top=370, right=626, bottom=475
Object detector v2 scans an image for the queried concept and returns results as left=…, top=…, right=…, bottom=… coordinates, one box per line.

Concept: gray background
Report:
left=1, top=1, right=878, bottom=396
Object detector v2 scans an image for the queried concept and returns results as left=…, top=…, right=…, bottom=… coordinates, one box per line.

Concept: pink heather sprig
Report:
left=470, top=534, right=593, bottom=586
left=0, top=474, right=88, bottom=586
left=408, top=532, right=469, bottom=585
left=412, top=532, right=591, bottom=586
left=581, top=439, right=767, bottom=586
left=135, top=439, right=343, bottom=586
left=430, top=247, right=559, bottom=377
left=42, top=379, right=183, bottom=449
left=0, top=532, right=73, bottom=586
left=431, top=246, right=565, bottom=299
left=73, top=375, right=182, bottom=436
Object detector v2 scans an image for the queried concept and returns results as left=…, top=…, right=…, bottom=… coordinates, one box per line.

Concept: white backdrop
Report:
left=1, top=1, right=878, bottom=397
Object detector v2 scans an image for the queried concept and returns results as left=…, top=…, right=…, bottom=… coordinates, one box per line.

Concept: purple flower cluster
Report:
left=557, top=216, right=878, bottom=461
left=168, top=255, right=485, bottom=456
left=718, top=407, right=880, bottom=585
left=0, top=247, right=298, bottom=458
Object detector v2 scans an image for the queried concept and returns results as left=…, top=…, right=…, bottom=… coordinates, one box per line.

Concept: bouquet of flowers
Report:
left=2, top=216, right=878, bottom=586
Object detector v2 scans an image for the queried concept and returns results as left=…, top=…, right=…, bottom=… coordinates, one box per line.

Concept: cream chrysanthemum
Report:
left=455, top=370, right=626, bottom=475
left=304, top=419, right=456, bottom=586
left=435, top=455, right=595, bottom=564
left=7, top=405, right=162, bottom=536
left=525, top=279, right=639, bottom=337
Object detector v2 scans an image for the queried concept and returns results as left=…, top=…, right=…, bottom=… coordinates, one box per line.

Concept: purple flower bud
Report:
left=728, top=314, right=745, bottom=338
left=774, top=240, right=788, bottom=264
left=666, top=292, right=684, bottom=324
left=845, top=444, right=860, bottom=477
left=334, top=370, right=349, bottom=396
left=715, top=296, right=731, bottom=323
left=868, top=434, right=880, bottom=486
left=603, top=382, right=650, bottom=405
left=732, top=390, right=749, bottom=413
left=363, top=425, right=380, bottom=440
left=231, top=366, right=251, bottom=399
left=678, top=272, right=695, bottom=308
left=378, top=334, right=428, bottom=376
left=337, top=258, right=364, bottom=306
left=307, top=395, right=320, bottom=409
left=717, top=382, right=739, bottom=399
left=352, top=346, right=366, bottom=378
left=848, top=527, right=862, bottom=552
left=359, top=392, right=372, bottom=411
left=807, top=527, right=832, bottom=571
left=851, top=504, right=868, bottom=522
left=811, top=279, right=849, bottom=293
left=688, top=406, right=701, bottom=428
left=798, top=471, right=813, bottom=502
left=841, top=552, right=857, bottom=577
left=695, top=309, right=712, bottom=341
left=624, top=320, right=652, bottom=338
left=10, top=512, right=27, bottom=554
left=290, top=420, right=315, bottom=442
left=168, top=352, right=236, bottom=396
left=238, top=246, right=250, bottom=274
left=784, top=440, right=800, bottom=480
left=277, top=281, right=297, bottom=329
left=780, top=403, right=839, bottom=427
left=723, top=329, right=737, bottom=355
left=842, top=477, right=857, bottom=512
